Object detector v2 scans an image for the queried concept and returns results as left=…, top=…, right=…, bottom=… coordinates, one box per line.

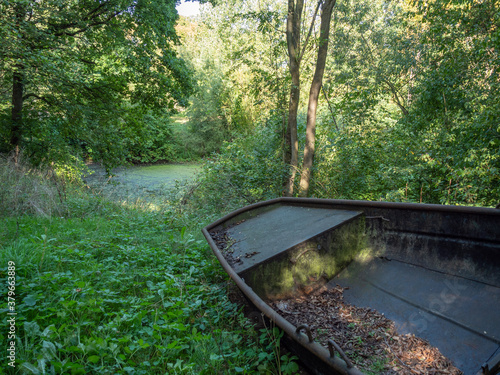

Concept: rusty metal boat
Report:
left=202, top=198, right=500, bottom=375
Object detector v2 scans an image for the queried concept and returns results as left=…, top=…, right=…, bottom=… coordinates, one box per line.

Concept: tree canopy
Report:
left=180, top=0, right=499, bottom=206
left=1, top=0, right=193, bottom=169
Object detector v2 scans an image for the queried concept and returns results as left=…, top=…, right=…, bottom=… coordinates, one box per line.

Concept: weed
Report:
left=0, top=152, right=88, bottom=218
left=0, top=165, right=298, bottom=374
left=258, top=322, right=299, bottom=375
left=367, top=358, right=389, bottom=374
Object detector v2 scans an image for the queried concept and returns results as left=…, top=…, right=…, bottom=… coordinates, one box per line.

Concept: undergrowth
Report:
left=0, top=157, right=299, bottom=374
left=0, top=153, right=84, bottom=218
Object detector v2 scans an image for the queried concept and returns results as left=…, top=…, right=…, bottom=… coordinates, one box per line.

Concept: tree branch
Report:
left=53, top=11, right=122, bottom=37
left=321, top=84, right=339, bottom=131
left=50, top=2, right=111, bottom=32
left=359, top=33, right=408, bottom=116
left=80, top=58, right=96, bottom=65
left=49, top=1, right=123, bottom=38
left=382, top=78, right=409, bottom=116
left=22, top=93, right=52, bottom=105
left=299, top=0, right=322, bottom=64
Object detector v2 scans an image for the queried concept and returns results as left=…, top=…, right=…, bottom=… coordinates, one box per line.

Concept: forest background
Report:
left=174, top=0, right=499, bottom=206
left=0, top=0, right=499, bottom=373
left=1, top=0, right=499, bottom=205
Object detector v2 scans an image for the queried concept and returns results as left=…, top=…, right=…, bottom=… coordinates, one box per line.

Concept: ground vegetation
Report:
left=0, top=156, right=299, bottom=374
left=1, top=0, right=499, bottom=373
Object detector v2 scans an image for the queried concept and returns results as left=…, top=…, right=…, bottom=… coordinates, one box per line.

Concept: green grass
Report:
left=0, top=184, right=298, bottom=374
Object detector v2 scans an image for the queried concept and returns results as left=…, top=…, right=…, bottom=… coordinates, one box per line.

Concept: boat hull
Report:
left=203, top=198, right=500, bottom=375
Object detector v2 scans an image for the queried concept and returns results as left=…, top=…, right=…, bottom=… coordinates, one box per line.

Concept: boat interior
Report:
left=211, top=200, right=500, bottom=374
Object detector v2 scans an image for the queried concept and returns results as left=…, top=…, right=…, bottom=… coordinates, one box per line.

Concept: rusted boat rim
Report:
left=206, top=198, right=500, bottom=230
left=202, top=227, right=364, bottom=373
left=202, top=198, right=500, bottom=375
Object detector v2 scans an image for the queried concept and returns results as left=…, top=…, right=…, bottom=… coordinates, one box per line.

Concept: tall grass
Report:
left=0, top=153, right=69, bottom=218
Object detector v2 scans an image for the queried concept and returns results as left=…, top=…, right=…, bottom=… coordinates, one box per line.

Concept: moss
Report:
left=116, top=163, right=200, bottom=186
left=85, top=163, right=200, bottom=201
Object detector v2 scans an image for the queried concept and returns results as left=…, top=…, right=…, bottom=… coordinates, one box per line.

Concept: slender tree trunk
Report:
left=285, top=74, right=300, bottom=196
left=298, top=0, right=336, bottom=197
left=284, top=0, right=304, bottom=196
left=10, top=4, right=26, bottom=150
left=11, top=69, right=24, bottom=148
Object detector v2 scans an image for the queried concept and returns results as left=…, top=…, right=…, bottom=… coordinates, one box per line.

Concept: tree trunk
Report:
left=10, top=4, right=26, bottom=150
left=284, top=0, right=304, bottom=196
left=298, top=0, right=336, bottom=197
left=11, top=69, right=24, bottom=148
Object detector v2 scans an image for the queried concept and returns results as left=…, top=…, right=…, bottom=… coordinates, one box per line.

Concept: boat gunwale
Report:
left=202, top=198, right=500, bottom=375
left=206, top=198, right=500, bottom=231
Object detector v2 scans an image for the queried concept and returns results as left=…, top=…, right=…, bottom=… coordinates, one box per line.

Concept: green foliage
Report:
left=0, top=0, right=194, bottom=170
left=254, top=326, right=299, bottom=375
left=293, top=0, right=499, bottom=206
left=176, top=0, right=288, bottom=156
left=0, top=152, right=89, bottom=217
left=312, top=110, right=499, bottom=206
left=394, top=0, right=500, bottom=205
left=172, top=0, right=500, bottom=207
left=0, top=163, right=298, bottom=374
left=186, top=67, right=233, bottom=156
left=123, top=112, right=177, bottom=164
left=313, top=120, right=396, bottom=201
left=180, top=124, right=287, bottom=217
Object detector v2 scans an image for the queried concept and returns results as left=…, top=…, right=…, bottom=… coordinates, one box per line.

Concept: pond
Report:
left=84, top=163, right=200, bottom=201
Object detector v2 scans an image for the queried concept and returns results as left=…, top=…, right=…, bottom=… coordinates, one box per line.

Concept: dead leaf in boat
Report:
left=270, top=287, right=463, bottom=375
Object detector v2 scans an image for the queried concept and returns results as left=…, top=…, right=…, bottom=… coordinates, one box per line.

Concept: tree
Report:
left=397, top=0, right=500, bottom=205
left=282, top=0, right=335, bottom=196
left=298, top=0, right=336, bottom=196
left=177, top=0, right=289, bottom=156
left=283, top=0, right=303, bottom=196
left=309, top=0, right=499, bottom=206
left=284, top=0, right=321, bottom=196
left=0, top=0, right=193, bottom=168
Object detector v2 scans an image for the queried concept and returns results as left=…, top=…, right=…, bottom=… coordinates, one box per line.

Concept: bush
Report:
left=124, top=113, right=179, bottom=164
left=178, top=125, right=287, bottom=218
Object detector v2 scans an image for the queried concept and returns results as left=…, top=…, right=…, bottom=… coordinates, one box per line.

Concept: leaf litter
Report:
left=269, top=285, right=463, bottom=374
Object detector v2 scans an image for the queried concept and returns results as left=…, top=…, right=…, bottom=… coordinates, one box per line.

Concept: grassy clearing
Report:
left=0, top=157, right=298, bottom=374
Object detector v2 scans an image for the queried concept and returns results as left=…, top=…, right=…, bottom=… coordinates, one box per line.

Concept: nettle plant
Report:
left=0, top=200, right=299, bottom=374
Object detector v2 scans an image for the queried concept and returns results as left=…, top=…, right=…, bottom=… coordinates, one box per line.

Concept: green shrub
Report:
left=177, top=125, right=287, bottom=219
